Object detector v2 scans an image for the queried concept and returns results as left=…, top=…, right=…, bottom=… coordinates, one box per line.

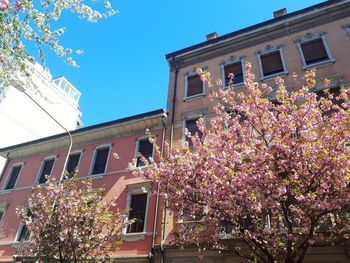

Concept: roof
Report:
left=0, top=109, right=166, bottom=157
left=165, top=0, right=346, bottom=60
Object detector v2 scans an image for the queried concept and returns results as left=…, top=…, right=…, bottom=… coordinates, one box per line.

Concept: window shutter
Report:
left=261, top=51, right=284, bottom=76
left=301, top=38, right=329, bottom=65
left=187, top=75, right=203, bottom=97
left=224, top=62, right=243, bottom=85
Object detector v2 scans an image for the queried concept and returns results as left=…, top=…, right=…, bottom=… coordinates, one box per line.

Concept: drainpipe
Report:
left=161, top=58, right=179, bottom=263
left=151, top=113, right=167, bottom=261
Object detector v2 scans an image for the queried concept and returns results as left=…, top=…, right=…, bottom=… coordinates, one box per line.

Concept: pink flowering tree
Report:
left=0, top=0, right=116, bottom=86
left=137, top=64, right=350, bottom=263
left=17, top=176, right=129, bottom=262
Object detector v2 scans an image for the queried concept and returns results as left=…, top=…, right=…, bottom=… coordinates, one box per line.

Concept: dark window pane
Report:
left=301, top=38, right=329, bottom=65
left=17, top=224, right=30, bottom=242
left=0, top=211, right=4, bottom=222
left=261, top=51, right=284, bottom=76
left=224, top=61, right=243, bottom=85
left=316, top=87, right=342, bottom=114
left=127, top=193, right=147, bottom=233
left=187, top=75, right=203, bottom=97
left=38, top=159, right=54, bottom=184
left=66, top=153, right=81, bottom=177
left=92, top=148, right=109, bottom=175
left=4, top=166, right=22, bottom=190
left=185, top=119, right=202, bottom=147
left=136, top=140, right=154, bottom=167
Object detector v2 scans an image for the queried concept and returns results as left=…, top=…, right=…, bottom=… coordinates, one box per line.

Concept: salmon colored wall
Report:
left=0, top=128, right=164, bottom=260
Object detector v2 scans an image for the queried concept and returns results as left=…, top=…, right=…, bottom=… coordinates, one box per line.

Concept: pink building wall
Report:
left=0, top=109, right=166, bottom=262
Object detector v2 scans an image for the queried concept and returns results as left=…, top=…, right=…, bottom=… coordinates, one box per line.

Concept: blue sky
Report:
left=43, top=0, right=325, bottom=127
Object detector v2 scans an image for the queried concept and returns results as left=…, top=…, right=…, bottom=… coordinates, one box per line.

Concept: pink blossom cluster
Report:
left=137, top=63, right=350, bottom=262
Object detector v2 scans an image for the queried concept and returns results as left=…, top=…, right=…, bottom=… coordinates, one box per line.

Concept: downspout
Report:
left=151, top=113, right=167, bottom=261
left=161, top=58, right=179, bottom=263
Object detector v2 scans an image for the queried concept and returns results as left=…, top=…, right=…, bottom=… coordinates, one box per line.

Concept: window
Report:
left=186, top=74, right=203, bottom=98
left=256, top=45, right=287, bottom=79
left=91, top=146, right=110, bottom=175
left=65, top=152, right=81, bottom=177
left=185, top=118, right=203, bottom=147
left=295, top=32, right=334, bottom=68
left=16, top=209, right=31, bottom=242
left=0, top=203, right=8, bottom=223
left=345, top=24, right=350, bottom=37
left=223, top=61, right=243, bottom=86
left=136, top=138, right=154, bottom=167
left=126, top=193, right=148, bottom=233
left=3, top=164, right=22, bottom=190
left=37, top=158, right=55, bottom=184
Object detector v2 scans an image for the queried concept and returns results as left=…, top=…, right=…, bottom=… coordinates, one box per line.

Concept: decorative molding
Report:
left=126, top=181, right=152, bottom=195
left=183, top=66, right=208, bottom=77
left=294, top=31, right=327, bottom=43
left=256, top=44, right=283, bottom=55
left=219, top=55, right=246, bottom=66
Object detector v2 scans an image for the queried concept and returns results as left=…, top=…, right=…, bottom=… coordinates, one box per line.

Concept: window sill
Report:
left=223, top=83, right=244, bottom=89
left=176, top=219, right=204, bottom=224
left=183, top=93, right=206, bottom=102
left=0, top=189, right=14, bottom=194
left=86, top=173, right=105, bottom=179
left=303, top=58, right=335, bottom=70
left=260, top=71, right=288, bottom=82
left=122, top=232, right=147, bottom=242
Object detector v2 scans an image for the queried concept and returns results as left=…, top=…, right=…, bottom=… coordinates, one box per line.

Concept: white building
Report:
left=0, top=62, right=82, bottom=172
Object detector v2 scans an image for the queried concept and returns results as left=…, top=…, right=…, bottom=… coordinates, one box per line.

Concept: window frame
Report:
left=35, top=156, right=57, bottom=185
left=183, top=67, right=207, bottom=101
left=256, top=45, right=288, bottom=80
left=89, top=144, right=111, bottom=176
left=65, top=150, right=83, bottom=177
left=344, top=24, right=350, bottom=37
left=123, top=182, right=151, bottom=241
left=220, top=56, right=245, bottom=88
left=134, top=135, right=156, bottom=168
left=295, top=32, right=335, bottom=69
left=0, top=202, right=9, bottom=224
left=2, top=163, right=23, bottom=191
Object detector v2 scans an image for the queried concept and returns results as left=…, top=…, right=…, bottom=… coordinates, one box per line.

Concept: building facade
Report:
left=0, top=62, right=82, bottom=173
left=156, top=0, right=350, bottom=262
left=0, top=109, right=166, bottom=262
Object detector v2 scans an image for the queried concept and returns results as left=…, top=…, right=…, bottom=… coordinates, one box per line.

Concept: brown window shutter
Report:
left=301, top=38, right=329, bottom=65
left=261, top=51, right=284, bottom=76
left=187, top=75, right=203, bottom=97
left=224, top=61, right=243, bottom=85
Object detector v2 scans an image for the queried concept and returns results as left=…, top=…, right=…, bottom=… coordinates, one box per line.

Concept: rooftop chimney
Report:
left=273, top=8, right=287, bottom=18
left=206, top=32, right=218, bottom=40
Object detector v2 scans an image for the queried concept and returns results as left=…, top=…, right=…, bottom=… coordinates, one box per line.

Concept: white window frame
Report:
left=2, top=162, right=23, bottom=191
left=183, top=66, right=207, bottom=101
left=295, top=32, right=335, bottom=69
left=256, top=44, right=288, bottom=81
left=65, top=150, right=83, bottom=175
left=0, top=202, right=9, bottom=224
left=123, top=181, right=151, bottom=241
left=344, top=24, right=350, bottom=37
left=220, top=56, right=246, bottom=88
left=35, top=156, right=57, bottom=185
left=134, top=135, right=156, bottom=168
left=89, top=144, right=111, bottom=176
